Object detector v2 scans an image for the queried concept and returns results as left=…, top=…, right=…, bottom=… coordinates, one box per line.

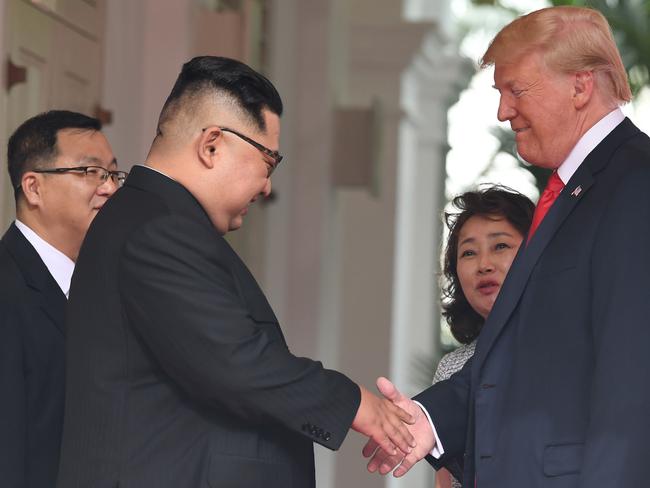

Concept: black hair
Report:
left=8, top=110, right=102, bottom=201
left=442, top=185, right=534, bottom=344
left=158, top=56, right=283, bottom=134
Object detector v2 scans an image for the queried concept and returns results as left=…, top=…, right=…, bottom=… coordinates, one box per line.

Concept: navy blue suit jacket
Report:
left=0, top=223, right=67, bottom=488
left=416, top=118, right=650, bottom=487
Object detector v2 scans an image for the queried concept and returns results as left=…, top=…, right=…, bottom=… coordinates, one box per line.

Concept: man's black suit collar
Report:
left=1, top=223, right=66, bottom=333
left=578, top=117, right=640, bottom=177
left=3, top=223, right=59, bottom=293
left=124, top=165, right=214, bottom=229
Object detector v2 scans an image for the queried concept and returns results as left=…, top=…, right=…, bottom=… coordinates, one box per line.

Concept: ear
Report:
left=572, top=71, right=594, bottom=110
left=197, top=126, right=222, bottom=169
left=20, top=172, right=43, bottom=207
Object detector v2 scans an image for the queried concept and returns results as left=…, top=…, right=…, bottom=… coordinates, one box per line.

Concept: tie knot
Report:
left=545, top=171, right=565, bottom=195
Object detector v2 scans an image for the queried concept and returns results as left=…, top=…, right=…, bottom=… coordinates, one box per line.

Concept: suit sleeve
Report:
left=117, top=214, right=360, bottom=450
left=0, top=306, right=27, bottom=488
left=579, top=162, right=650, bottom=486
left=414, top=355, right=473, bottom=471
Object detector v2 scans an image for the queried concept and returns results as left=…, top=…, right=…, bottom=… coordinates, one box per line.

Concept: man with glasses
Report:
left=0, top=110, right=121, bottom=488
left=57, top=56, right=415, bottom=488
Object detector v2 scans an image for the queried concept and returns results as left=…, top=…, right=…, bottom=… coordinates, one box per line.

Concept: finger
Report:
left=367, top=447, right=398, bottom=473
left=384, top=401, right=416, bottom=443
left=367, top=449, right=389, bottom=473
left=389, top=401, right=415, bottom=425
left=392, top=453, right=419, bottom=477
left=362, top=439, right=379, bottom=458
left=376, top=377, right=402, bottom=402
left=378, top=453, right=404, bottom=475
left=374, top=435, right=397, bottom=457
left=381, top=418, right=415, bottom=455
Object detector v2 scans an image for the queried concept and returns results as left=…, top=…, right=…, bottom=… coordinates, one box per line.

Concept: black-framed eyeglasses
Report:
left=216, top=127, right=283, bottom=175
left=32, top=166, right=128, bottom=187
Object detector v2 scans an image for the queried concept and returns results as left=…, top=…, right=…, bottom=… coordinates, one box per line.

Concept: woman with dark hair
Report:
left=433, top=185, right=534, bottom=488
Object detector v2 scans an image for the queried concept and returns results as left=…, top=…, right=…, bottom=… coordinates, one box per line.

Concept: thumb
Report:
left=376, top=376, right=401, bottom=402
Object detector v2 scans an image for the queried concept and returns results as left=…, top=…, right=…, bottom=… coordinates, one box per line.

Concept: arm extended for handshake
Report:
left=362, top=377, right=437, bottom=477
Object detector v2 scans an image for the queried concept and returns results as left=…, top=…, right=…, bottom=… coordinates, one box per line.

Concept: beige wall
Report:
left=0, top=0, right=9, bottom=226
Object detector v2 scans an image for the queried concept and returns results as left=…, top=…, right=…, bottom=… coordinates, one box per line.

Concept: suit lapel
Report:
left=473, top=118, right=640, bottom=371
left=2, top=223, right=67, bottom=335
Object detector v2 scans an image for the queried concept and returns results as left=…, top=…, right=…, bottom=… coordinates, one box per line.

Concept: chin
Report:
left=228, top=220, right=243, bottom=232
left=516, top=148, right=535, bottom=166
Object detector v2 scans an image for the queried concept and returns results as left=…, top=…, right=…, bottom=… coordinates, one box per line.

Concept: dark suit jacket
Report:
left=416, top=118, right=650, bottom=487
left=57, top=166, right=361, bottom=488
left=0, top=223, right=67, bottom=488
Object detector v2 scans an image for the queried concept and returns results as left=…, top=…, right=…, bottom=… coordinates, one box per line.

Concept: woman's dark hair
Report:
left=442, top=185, right=534, bottom=344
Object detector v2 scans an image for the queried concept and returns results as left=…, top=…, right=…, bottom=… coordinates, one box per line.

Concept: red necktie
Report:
left=527, top=171, right=565, bottom=242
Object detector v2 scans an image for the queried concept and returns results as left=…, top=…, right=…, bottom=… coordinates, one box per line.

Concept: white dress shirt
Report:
left=15, top=220, right=75, bottom=298
left=424, top=107, right=626, bottom=460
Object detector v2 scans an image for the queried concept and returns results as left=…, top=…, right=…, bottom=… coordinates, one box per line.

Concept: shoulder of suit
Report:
left=0, top=241, right=29, bottom=299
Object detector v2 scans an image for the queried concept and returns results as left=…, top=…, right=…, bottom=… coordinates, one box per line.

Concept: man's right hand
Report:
left=350, top=384, right=416, bottom=457
left=362, top=377, right=435, bottom=477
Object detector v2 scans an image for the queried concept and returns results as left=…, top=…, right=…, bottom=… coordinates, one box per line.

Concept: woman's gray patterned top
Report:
left=432, top=340, right=477, bottom=488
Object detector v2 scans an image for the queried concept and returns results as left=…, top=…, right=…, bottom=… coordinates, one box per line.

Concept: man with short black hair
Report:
left=57, top=57, right=414, bottom=488
left=0, top=110, right=121, bottom=488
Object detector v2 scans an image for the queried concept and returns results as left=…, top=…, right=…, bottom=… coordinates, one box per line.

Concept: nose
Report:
left=497, top=94, right=516, bottom=122
left=97, top=177, right=118, bottom=197
left=262, top=178, right=272, bottom=198
left=478, top=254, right=495, bottom=274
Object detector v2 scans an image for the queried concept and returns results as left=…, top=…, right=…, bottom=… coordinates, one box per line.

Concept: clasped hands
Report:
left=357, top=377, right=435, bottom=477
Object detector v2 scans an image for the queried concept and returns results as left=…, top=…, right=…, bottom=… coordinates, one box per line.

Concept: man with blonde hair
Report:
left=363, top=6, right=650, bottom=487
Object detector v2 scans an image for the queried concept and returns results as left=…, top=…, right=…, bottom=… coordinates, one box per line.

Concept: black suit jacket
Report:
left=0, top=223, right=67, bottom=488
left=416, top=118, right=650, bottom=487
left=57, top=166, right=361, bottom=488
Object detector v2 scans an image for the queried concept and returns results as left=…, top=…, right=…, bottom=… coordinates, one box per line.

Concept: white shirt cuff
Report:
left=413, top=400, right=444, bottom=458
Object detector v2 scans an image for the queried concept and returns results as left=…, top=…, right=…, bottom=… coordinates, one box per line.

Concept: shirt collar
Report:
left=557, top=108, right=625, bottom=184
left=14, top=220, right=75, bottom=298
left=134, top=163, right=176, bottom=181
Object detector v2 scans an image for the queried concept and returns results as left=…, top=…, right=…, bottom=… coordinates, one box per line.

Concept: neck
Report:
left=577, top=92, right=620, bottom=140
left=16, top=210, right=79, bottom=262
left=580, top=107, right=616, bottom=136
left=145, top=144, right=197, bottom=187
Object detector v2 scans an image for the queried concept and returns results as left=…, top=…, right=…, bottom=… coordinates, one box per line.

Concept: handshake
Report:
left=352, top=377, right=436, bottom=478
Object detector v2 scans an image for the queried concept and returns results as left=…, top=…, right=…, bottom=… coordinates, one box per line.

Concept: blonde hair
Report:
left=481, top=6, right=631, bottom=104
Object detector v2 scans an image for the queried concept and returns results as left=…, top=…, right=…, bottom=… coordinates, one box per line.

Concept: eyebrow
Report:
left=458, top=231, right=516, bottom=247
left=79, top=156, right=119, bottom=168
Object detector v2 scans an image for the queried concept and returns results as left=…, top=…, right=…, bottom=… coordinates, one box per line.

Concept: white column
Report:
left=389, top=28, right=471, bottom=488
left=103, top=0, right=193, bottom=168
